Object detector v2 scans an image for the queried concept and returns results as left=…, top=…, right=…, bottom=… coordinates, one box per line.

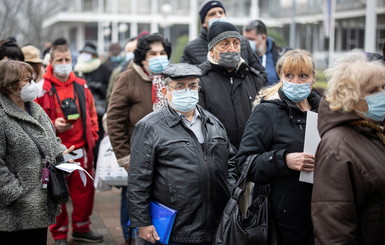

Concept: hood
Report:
left=74, top=58, right=101, bottom=74
left=43, top=64, right=85, bottom=91
left=317, top=98, right=361, bottom=137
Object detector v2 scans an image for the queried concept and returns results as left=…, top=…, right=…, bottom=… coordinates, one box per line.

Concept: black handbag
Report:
left=16, top=121, right=69, bottom=204
left=214, top=154, right=272, bottom=245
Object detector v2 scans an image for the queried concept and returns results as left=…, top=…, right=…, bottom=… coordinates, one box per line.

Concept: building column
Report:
left=76, top=25, right=85, bottom=51
left=364, top=0, right=377, bottom=52
left=189, top=0, right=198, bottom=41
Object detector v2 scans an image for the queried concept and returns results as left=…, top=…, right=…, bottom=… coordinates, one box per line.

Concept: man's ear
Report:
left=161, top=87, right=168, bottom=96
left=261, top=34, right=267, bottom=42
left=209, top=49, right=215, bottom=57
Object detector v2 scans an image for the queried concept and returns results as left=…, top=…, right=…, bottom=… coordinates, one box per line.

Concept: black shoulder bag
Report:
left=214, top=154, right=272, bottom=245
left=16, top=121, right=69, bottom=204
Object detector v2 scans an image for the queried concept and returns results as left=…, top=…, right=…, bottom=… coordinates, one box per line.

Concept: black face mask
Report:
left=61, top=98, right=80, bottom=121
left=218, top=52, right=241, bottom=70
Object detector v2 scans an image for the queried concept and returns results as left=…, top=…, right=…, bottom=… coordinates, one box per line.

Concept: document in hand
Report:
left=127, top=201, right=177, bottom=245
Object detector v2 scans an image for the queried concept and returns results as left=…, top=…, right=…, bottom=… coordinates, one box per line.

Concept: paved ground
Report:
left=47, top=188, right=126, bottom=245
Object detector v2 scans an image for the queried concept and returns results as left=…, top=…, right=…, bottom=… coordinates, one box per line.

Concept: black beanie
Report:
left=207, top=22, right=241, bottom=50
left=199, top=0, right=226, bottom=24
left=80, top=41, right=98, bottom=55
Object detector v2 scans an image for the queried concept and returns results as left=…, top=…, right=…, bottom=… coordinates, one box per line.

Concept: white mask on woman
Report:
left=20, top=80, right=39, bottom=102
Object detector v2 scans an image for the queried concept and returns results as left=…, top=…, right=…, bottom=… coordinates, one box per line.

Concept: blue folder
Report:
left=128, top=201, right=177, bottom=245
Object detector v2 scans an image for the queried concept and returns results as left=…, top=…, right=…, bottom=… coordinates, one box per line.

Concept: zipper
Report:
left=180, top=121, right=211, bottom=232
left=230, top=77, right=233, bottom=85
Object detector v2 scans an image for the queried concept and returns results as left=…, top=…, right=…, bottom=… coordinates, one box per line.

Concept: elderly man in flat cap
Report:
left=127, top=63, right=237, bottom=245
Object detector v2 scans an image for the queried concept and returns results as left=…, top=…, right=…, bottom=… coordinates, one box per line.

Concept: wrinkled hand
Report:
left=138, top=225, right=160, bottom=244
left=285, top=152, right=314, bottom=172
left=55, top=117, right=73, bottom=133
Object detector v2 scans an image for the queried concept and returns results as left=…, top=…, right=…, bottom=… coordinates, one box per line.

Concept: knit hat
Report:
left=21, top=45, right=42, bottom=63
left=80, top=41, right=98, bottom=55
left=199, top=0, right=226, bottom=24
left=207, top=22, right=241, bottom=50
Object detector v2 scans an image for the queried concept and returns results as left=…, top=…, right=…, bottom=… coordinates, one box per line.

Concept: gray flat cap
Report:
left=162, top=63, right=202, bottom=80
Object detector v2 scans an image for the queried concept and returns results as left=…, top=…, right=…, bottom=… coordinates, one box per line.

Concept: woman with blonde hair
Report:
left=312, top=50, right=385, bottom=244
left=235, top=49, right=321, bottom=245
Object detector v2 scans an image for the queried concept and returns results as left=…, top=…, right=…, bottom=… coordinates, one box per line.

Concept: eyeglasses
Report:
left=168, top=82, right=200, bottom=93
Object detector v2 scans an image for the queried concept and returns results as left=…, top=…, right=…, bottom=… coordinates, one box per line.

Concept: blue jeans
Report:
left=120, top=186, right=131, bottom=241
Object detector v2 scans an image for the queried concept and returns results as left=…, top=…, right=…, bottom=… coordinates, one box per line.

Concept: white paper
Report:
left=299, top=111, right=320, bottom=184
left=56, top=163, right=93, bottom=187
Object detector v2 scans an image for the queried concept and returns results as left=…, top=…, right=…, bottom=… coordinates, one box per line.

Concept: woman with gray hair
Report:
left=311, top=50, right=385, bottom=244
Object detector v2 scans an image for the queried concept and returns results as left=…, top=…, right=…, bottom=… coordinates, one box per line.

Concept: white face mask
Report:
left=54, top=64, right=72, bottom=77
left=20, top=80, right=39, bottom=102
left=77, top=53, right=92, bottom=63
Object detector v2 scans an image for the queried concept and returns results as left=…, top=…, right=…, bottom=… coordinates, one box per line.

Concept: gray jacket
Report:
left=0, top=93, right=66, bottom=231
left=127, top=105, right=237, bottom=243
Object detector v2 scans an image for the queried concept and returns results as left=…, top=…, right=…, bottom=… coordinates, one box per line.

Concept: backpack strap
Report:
left=73, top=82, right=88, bottom=145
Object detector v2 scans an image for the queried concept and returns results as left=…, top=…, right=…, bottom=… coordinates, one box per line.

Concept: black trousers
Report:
left=0, top=227, right=48, bottom=245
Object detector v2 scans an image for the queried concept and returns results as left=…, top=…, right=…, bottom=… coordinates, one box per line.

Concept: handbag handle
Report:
left=232, top=154, right=258, bottom=200
left=15, top=121, right=47, bottom=161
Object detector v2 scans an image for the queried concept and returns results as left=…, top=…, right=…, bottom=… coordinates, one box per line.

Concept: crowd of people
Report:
left=1, top=0, right=385, bottom=245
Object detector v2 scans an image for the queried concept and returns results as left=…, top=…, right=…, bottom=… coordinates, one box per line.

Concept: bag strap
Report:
left=15, top=120, right=46, bottom=160
left=236, top=154, right=258, bottom=190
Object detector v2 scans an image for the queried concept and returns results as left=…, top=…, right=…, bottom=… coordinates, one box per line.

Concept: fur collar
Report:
left=133, top=63, right=151, bottom=82
left=74, top=58, right=101, bottom=74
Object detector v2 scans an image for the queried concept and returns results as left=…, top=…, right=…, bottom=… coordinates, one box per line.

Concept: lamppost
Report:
left=160, top=3, right=172, bottom=40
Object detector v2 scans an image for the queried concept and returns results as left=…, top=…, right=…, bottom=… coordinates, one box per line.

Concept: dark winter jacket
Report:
left=312, top=99, right=385, bottom=245
left=235, top=89, right=321, bottom=245
left=127, top=105, right=237, bottom=243
left=75, top=59, right=112, bottom=117
left=198, top=59, right=265, bottom=148
left=180, top=27, right=266, bottom=81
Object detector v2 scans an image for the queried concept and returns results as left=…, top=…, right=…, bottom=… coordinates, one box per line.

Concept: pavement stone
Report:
left=47, top=188, right=126, bottom=245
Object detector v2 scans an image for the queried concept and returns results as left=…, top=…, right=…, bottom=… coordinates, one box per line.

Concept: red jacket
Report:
left=36, top=65, right=99, bottom=166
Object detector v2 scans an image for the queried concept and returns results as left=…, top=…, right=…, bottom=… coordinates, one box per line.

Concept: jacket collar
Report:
left=133, top=63, right=152, bottom=82
left=74, top=58, right=101, bottom=74
left=199, top=27, right=208, bottom=40
left=162, top=104, right=212, bottom=128
left=0, top=93, right=43, bottom=127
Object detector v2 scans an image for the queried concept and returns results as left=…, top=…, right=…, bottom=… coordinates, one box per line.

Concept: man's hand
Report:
left=285, top=152, right=314, bottom=172
left=54, top=117, right=73, bottom=133
left=138, top=225, right=160, bottom=244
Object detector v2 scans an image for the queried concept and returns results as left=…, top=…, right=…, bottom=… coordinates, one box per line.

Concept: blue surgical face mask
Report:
left=148, top=56, right=169, bottom=74
left=208, top=17, right=228, bottom=28
left=170, top=89, right=199, bottom=112
left=282, top=81, right=312, bottom=103
left=248, top=40, right=256, bottom=52
left=358, top=90, right=385, bottom=122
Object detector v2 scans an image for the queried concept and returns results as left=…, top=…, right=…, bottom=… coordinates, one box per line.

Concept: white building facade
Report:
left=43, top=0, right=385, bottom=67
